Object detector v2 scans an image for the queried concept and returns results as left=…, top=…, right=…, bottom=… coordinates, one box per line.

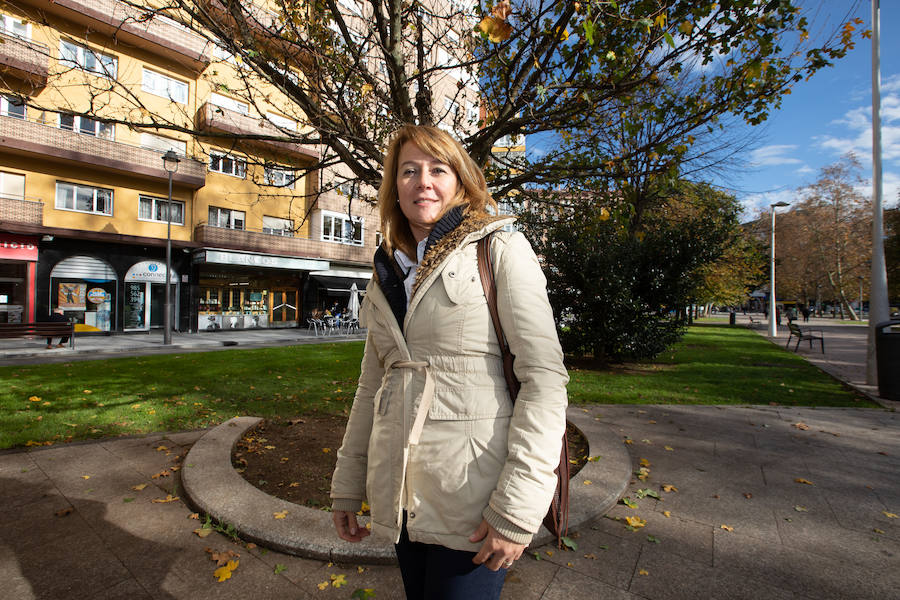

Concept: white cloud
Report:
left=794, top=165, right=815, bottom=176
left=749, top=144, right=803, bottom=167
left=739, top=189, right=797, bottom=222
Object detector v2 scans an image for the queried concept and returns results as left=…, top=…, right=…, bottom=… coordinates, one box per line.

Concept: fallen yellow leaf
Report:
left=81, top=475, right=91, bottom=480
left=274, top=510, right=288, bottom=519
left=317, top=581, right=329, bottom=590
left=584, top=553, right=596, bottom=559
left=583, top=480, right=593, bottom=485
left=883, top=511, right=898, bottom=519
left=28, top=396, right=41, bottom=402
left=663, top=511, right=671, bottom=518
left=213, top=559, right=239, bottom=582
left=331, top=573, right=347, bottom=588
left=720, top=524, right=734, bottom=532
left=625, top=516, right=646, bottom=529
left=662, top=484, right=678, bottom=493
left=639, top=569, right=649, bottom=576
left=194, top=527, right=213, bottom=538
left=664, top=446, right=674, bottom=451
left=131, top=483, right=148, bottom=491
left=640, top=458, right=651, bottom=467
left=151, top=494, right=179, bottom=503
left=794, top=478, right=815, bottom=485
left=322, top=448, right=331, bottom=453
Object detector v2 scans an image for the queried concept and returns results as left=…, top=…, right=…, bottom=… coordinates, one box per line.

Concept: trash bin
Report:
left=875, top=320, right=900, bottom=401
left=729, top=312, right=736, bottom=326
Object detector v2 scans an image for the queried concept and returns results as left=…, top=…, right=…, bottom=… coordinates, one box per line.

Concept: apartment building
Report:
left=0, top=0, right=438, bottom=333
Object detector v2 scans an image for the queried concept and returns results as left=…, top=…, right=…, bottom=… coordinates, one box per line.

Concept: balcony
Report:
left=0, top=31, right=49, bottom=86
left=0, top=195, right=43, bottom=225
left=196, top=102, right=319, bottom=162
left=0, top=114, right=207, bottom=188
left=194, top=224, right=370, bottom=266
left=21, top=0, right=211, bottom=72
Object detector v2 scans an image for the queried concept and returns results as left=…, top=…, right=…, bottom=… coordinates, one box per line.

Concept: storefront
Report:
left=123, top=260, right=180, bottom=331
left=0, top=233, right=38, bottom=323
left=192, top=249, right=328, bottom=331
left=306, top=268, right=371, bottom=315
left=48, top=255, right=116, bottom=332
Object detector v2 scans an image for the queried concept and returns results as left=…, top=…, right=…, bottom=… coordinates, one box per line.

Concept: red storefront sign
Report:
left=0, top=234, right=39, bottom=261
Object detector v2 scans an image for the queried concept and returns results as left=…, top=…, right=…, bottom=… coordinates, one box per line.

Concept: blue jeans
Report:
left=394, top=514, right=507, bottom=600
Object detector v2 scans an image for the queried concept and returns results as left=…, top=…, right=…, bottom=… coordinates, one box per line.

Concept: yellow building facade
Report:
left=0, top=0, right=378, bottom=332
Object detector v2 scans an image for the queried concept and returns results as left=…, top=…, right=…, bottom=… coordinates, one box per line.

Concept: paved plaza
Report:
left=0, top=315, right=897, bottom=599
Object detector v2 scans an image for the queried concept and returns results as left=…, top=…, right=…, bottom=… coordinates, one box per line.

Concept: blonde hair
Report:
left=378, top=125, right=495, bottom=258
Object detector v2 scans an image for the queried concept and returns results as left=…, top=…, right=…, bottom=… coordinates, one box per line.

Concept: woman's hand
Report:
left=332, top=510, right=371, bottom=543
left=469, top=519, right=526, bottom=571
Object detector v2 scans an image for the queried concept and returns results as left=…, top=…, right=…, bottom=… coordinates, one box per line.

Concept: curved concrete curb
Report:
left=182, top=409, right=630, bottom=564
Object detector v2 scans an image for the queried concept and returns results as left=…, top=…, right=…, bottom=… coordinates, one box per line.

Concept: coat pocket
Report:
left=441, top=254, right=486, bottom=307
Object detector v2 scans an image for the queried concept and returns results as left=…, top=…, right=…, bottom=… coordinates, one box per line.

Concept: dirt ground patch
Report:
left=234, top=416, right=589, bottom=510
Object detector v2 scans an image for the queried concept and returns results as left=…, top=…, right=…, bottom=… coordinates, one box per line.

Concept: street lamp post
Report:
left=161, top=150, right=180, bottom=346
left=768, top=201, right=790, bottom=337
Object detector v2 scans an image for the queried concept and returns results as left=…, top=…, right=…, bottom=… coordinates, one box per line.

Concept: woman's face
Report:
left=396, top=141, right=460, bottom=241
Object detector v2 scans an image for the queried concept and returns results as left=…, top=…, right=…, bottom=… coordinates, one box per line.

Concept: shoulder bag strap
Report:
left=477, top=233, right=521, bottom=401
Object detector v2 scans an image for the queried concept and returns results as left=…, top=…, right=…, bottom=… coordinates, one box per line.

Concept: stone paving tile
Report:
left=0, top=491, right=94, bottom=552
left=714, top=526, right=900, bottom=600
left=501, top=558, right=561, bottom=600
left=8, top=529, right=133, bottom=600
left=538, top=566, right=639, bottom=600
left=532, top=521, right=643, bottom=590
left=0, top=469, right=56, bottom=510
left=629, top=543, right=796, bottom=600
left=92, top=579, right=155, bottom=600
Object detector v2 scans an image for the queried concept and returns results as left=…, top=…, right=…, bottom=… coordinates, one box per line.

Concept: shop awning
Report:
left=308, top=268, right=372, bottom=294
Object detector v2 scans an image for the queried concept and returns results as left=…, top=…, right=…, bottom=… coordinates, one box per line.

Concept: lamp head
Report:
left=162, top=150, right=181, bottom=174
left=770, top=201, right=790, bottom=208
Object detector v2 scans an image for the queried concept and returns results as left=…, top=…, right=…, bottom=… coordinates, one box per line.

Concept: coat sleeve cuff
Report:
left=483, top=506, right=534, bottom=546
left=331, top=498, right=363, bottom=513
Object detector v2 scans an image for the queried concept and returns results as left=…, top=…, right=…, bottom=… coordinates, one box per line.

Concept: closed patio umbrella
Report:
left=348, top=283, right=360, bottom=320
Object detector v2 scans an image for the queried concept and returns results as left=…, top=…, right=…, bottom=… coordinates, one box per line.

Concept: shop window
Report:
left=142, top=68, right=189, bottom=104
left=264, top=165, right=295, bottom=188
left=0, top=95, right=26, bottom=119
left=0, top=171, right=25, bottom=200
left=263, top=216, right=293, bottom=236
left=59, top=114, right=114, bottom=140
left=209, top=152, right=246, bottom=178
left=139, top=195, right=184, bottom=225
left=321, top=210, right=363, bottom=246
left=59, top=39, right=117, bottom=79
left=208, top=206, right=245, bottom=230
left=56, top=181, right=113, bottom=216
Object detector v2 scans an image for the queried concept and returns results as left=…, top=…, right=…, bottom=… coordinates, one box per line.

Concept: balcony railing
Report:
left=194, top=224, right=371, bottom=266
left=0, top=195, right=43, bottom=225
left=196, top=102, right=319, bottom=162
left=0, top=30, right=49, bottom=86
left=21, top=0, right=211, bottom=71
left=0, top=114, right=207, bottom=188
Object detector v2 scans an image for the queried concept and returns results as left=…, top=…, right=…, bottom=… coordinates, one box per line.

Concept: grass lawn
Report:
left=0, top=324, right=876, bottom=450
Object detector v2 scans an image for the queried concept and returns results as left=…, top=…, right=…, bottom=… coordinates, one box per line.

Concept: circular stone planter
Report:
left=181, top=409, right=630, bottom=564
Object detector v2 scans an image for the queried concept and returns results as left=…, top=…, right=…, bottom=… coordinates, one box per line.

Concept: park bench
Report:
left=746, top=314, right=762, bottom=328
left=0, top=322, right=75, bottom=349
left=785, top=322, right=823, bottom=353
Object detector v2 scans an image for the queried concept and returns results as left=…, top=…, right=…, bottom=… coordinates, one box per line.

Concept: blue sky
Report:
left=720, top=0, right=900, bottom=218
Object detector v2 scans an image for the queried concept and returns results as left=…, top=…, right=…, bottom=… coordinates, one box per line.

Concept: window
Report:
left=337, top=0, right=362, bottom=15
left=444, top=97, right=460, bottom=124
left=139, top=195, right=184, bottom=225
left=59, top=114, right=115, bottom=140
left=467, top=102, right=479, bottom=126
left=0, top=95, right=25, bottom=119
left=375, top=231, right=383, bottom=247
left=265, top=112, right=297, bottom=131
left=140, top=132, right=187, bottom=156
left=263, top=216, right=293, bottom=236
left=0, top=171, right=25, bottom=200
left=142, top=68, right=188, bottom=103
left=208, top=206, right=245, bottom=230
left=321, top=210, right=363, bottom=246
left=59, top=40, right=117, bottom=78
left=264, top=165, right=295, bottom=188
left=209, top=152, right=246, bottom=178
left=1, top=14, right=30, bottom=39
left=56, top=182, right=113, bottom=216
left=209, top=92, right=248, bottom=115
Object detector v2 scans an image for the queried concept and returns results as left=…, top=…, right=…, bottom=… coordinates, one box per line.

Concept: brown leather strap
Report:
left=477, top=234, right=520, bottom=401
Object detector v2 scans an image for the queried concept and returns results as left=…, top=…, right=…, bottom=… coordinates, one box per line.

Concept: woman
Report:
left=330, top=125, right=568, bottom=599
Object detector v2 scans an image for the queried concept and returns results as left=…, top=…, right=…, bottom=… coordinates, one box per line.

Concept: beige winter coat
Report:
left=330, top=213, right=568, bottom=552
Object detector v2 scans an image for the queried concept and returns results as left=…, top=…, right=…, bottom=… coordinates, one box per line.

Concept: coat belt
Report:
left=389, top=360, right=434, bottom=447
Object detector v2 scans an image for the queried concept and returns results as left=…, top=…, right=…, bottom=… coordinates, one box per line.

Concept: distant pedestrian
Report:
left=46, top=307, right=69, bottom=349
left=801, top=306, right=810, bottom=322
